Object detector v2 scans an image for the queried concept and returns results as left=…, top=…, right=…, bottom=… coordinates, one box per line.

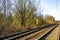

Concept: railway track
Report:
left=58, top=28, right=60, bottom=40
left=39, top=24, right=59, bottom=40
left=19, top=24, right=57, bottom=40
left=0, top=24, right=58, bottom=40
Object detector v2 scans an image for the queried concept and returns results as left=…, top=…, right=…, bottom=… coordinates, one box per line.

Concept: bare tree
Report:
left=2, top=0, right=6, bottom=21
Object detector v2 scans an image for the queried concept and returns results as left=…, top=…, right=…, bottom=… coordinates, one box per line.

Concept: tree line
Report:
left=0, top=0, right=55, bottom=36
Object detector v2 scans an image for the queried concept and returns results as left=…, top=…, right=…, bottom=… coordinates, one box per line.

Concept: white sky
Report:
left=37, top=0, right=60, bottom=20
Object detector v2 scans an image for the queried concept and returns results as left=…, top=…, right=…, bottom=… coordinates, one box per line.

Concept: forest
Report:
left=0, top=0, right=55, bottom=36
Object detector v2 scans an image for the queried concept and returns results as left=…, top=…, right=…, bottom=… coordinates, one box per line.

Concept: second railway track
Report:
left=0, top=24, right=58, bottom=40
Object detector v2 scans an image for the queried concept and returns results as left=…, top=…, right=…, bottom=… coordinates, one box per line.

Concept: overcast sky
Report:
left=36, top=0, right=60, bottom=20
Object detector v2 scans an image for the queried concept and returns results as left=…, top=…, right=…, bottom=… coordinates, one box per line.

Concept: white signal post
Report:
left=36, top=19, right=38, bottom=25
